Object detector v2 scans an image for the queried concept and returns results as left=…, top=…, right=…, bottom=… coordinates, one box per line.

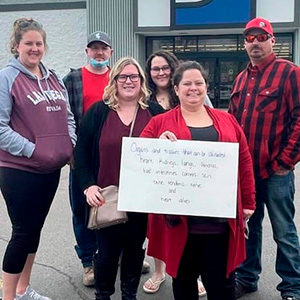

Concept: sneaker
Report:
left=235, top=281, right=257, bottom=299
left=282, top=297, right=300, bottom=300
left=83, top=266, right=95, bottom=286
left=142, top=261, right=150, bottom=274
left=16, top=285, right=51, bottom=300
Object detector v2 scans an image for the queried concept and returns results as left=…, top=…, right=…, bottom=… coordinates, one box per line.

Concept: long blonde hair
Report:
left=103, top=57, right=149, bottom=110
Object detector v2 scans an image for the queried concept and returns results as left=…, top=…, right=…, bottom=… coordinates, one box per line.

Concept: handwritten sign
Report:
left=118, top=137, right=239, bottom=218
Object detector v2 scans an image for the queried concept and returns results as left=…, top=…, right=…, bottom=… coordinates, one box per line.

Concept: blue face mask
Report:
left=89, top=58, right=109, bottom=69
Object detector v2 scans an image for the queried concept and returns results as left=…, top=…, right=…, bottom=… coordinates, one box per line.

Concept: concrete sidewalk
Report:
left=0, top=165, right=299, bottom=300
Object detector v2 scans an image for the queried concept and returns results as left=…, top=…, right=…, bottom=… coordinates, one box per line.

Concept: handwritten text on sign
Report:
left=119, top=137, right=239, bottom=218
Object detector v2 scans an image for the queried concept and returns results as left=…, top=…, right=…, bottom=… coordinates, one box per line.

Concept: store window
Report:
left=273, top=35, right=293, bottom=60
left=146, top=33, right=294, bottom=108
left=175, top=36, right=197, bottom=52
left=146, top=33, right=294, bottom=61
left=147, top=38, right=173, bottom=54
left=198, top=37, right=237, bottom=52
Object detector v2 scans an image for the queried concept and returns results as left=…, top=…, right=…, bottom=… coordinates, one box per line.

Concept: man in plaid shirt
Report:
left=229, top=18, right=300, bottom=300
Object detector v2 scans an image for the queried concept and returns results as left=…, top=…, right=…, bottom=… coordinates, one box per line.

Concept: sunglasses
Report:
left=15, top=18, right=41, bottom=29
left=245, top=33, right=272, bottom=43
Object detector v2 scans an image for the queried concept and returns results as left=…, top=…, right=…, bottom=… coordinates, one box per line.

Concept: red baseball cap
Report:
left=244, top=17, right=273, bottom=36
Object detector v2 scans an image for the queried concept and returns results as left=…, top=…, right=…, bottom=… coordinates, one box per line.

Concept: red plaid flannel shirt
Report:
left=229, top=53, right=300, bottom=179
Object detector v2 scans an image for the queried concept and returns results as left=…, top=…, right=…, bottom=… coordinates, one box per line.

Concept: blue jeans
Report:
left=69, top=169, right=97, bottom=267
left=236, top=171, right=300, bottom=298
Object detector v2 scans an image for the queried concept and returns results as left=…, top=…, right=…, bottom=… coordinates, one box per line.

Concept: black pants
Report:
left=94, top=212, right=147, bottom=300
left=172, top=232, right=236, bottom=300
left=0, top=167, right=60, bottom=274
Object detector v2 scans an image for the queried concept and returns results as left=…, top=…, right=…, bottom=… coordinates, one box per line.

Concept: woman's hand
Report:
left=84, top=185, right=105, bottom=207
left=243, top=209, right=254, bottom=220
left=159, top=131, right=177, bottom=141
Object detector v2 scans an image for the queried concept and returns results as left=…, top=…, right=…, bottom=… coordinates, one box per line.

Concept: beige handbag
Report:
left=87, top=185, right=128, bottom=229
left=87, top=106, right=138, bottom=230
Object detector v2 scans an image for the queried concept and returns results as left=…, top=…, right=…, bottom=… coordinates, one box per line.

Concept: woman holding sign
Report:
left=140, top=61, right=255, bottom=300
left=74, top=57, right=163, bottom=300
left=143, top=50, right=211, bottom=296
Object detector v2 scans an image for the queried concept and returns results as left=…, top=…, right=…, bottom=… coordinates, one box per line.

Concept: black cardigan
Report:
left=74, top=100, right=164, bottom=193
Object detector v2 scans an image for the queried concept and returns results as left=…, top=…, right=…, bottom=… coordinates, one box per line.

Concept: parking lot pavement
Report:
left=0, top=165, right=299, bottom=299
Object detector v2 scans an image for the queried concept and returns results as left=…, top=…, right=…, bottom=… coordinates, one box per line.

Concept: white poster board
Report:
left=119, top=137, right=239, bottom=218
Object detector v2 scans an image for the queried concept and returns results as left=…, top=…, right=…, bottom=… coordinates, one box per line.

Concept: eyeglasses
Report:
left=116, top=74, right=141, bottom=83
left=245, top=33, right=272, bottom=43
left=150, top=65, right=171, bottom=74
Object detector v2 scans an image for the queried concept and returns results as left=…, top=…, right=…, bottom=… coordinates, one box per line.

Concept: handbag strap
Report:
left=129, top=105, right=138, bottom=137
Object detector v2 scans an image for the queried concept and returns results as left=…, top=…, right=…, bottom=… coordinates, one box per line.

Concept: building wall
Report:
left=0, top=7, right=87, bottom=77
left=87, top=0, right=144, bottom=65
left=0, top=0, right=298, bottom=74
left=136, top=0, right=300, bottom=65
left=137, top=0, right=297, bottom=28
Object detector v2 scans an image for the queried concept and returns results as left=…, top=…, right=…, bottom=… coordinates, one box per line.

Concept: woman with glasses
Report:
left=146, top=50, right=180, bottom=110
left=141, top=61, right=255, bottom=300
left=74, top=57, right=163, bottom=300
left=143, top=51, right=211, bottom=296
left=0, top=18, right=76, bottom=300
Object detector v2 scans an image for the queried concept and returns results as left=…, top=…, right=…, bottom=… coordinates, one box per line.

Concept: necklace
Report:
left=157, top=96, right=170, bottom=110
left=157, top=97, right=165, bottom=104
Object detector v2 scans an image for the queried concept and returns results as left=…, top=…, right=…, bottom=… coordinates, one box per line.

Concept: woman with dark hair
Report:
left=143, top=51, right=211, bottom=296
left=142, top=50, right=179, bottom=294
left=145, top=50, right=180, bottom=110
left=141, top=61, right=255, bottom=300
left=0, top=18, right=76, bottom=300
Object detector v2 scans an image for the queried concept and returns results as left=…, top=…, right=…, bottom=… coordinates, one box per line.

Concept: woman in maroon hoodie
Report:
left=0, top=18, right=76, bottom=300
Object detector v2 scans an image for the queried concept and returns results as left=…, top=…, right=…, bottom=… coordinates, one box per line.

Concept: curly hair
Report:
left=145, top=50, right=179, bottom=108
left=103, top=57, right=149, bottom=110
left=10, top=18, right=47, bottom=58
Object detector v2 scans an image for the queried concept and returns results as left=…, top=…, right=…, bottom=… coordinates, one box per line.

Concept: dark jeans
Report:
left=69, top=169, right=97, bottom=267
left=0, top=167, right=60, bottom=273
left=236, top=171, right=300, bottom=298
left=172, top=231, right=235, bottom=300
left=94, top=212, right=147, bottom=300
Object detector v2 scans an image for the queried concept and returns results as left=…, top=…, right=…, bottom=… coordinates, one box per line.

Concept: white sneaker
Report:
left=16, top=285, right=51, bottom=300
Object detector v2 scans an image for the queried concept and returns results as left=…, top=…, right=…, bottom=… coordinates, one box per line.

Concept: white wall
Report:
left=137, top=0, right=170, bottom=27
left=257, top=0, right=295, bottom=23
left=0, top=8, right=87, bottom=77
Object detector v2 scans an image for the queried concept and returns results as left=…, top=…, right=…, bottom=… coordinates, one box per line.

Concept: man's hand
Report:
left=274, top=166, right=289, bottom=176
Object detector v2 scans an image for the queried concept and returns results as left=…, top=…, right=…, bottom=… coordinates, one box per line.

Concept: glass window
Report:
left=175, top=36, right=197, bottom=52
left=150, top=38, right=174, bottom=53
left=273, top=35, right=293, bottom=61
left=198, top=37, right=237, bottom=52
left=148, top=34, right=293, bottom=60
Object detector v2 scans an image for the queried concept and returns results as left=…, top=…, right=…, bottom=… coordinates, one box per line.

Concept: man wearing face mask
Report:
left=63, top=31, right=113, bottom=287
